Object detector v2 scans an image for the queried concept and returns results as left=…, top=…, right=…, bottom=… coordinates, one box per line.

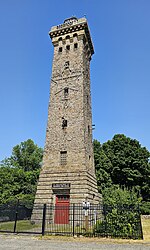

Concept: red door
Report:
left=54, top=195, right=70, bottom=224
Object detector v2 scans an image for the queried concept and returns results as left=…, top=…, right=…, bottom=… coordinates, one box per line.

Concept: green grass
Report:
left=46, top=224, right=84, bottom=234
left=0, top=221, right=14, bottom=231
left=0, top=220, right=87, bottom=234
left=0, top=220, right=41, bottom=232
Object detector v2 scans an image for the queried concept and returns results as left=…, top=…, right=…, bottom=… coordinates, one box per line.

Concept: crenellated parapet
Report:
left=49, top=17, right=94, bottom=59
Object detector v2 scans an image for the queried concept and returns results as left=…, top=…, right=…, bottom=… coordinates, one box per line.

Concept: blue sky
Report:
left=0, top=0, right=150, bottom=160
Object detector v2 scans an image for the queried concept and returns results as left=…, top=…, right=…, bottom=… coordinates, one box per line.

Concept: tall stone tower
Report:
left=34, top=17, right=100, bottom=208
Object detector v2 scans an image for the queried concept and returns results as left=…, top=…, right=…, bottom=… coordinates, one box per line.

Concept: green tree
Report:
left=102, top=134, right=150, bottom=201
left=9, top=139, right=43, bottom=171
left=0, top=139, right=43, bottom=206
left=94, top=134, right=150, bottom=214
left=102, top=185, right=140, bottom=207
left=93, top=140, right=112, bottom=192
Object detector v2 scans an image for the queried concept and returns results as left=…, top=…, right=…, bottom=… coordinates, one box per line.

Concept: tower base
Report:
left=32, top=168, right=102, bottom=221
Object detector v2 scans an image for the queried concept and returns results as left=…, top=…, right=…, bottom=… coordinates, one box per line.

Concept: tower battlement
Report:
left=49, top=17, right=94, bottom=58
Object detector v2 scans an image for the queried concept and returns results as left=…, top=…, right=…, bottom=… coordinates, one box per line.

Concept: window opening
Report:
left=62, top=117, right=67, bottom=129
left=66, top=35, right=70, bottom=39
left=60, top=151, right=67, bottom=165
left=66, top=45, right=70, bottom=51
left=64, top=87, right=69, bottom=98
left=58, top=37, right=62, bottom=41
left=64, top=61, right=69, bottom=69
left=59, top=47, right=62, bottom=52
left=74, top=43, right=78, bottom=49
left=87, top=95, right=89, bottom=104
left=88, top=125, right=90, bottom=135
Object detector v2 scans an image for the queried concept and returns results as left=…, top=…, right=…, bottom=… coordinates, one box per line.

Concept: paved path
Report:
left=0, top=235, right=149, bottom=250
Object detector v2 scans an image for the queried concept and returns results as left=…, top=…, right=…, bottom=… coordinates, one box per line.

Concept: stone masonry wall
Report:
left=33, top=18, right=101, bottom=214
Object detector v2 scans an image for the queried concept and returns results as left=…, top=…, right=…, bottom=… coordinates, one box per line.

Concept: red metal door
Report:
left=54, top=195, right=70, bottom=224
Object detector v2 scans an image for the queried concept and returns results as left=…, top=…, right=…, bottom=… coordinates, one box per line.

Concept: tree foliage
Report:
left=93, top=140, right=112, bottom=193
left=0, top=139, right=43, bottom=206
left=102, top=185, right=141, bottom=207
left=94, top=134, right=150, bottom=214
left=94, top=186, right=142, bottom=239
left=2, top=139, right=43, bottom=171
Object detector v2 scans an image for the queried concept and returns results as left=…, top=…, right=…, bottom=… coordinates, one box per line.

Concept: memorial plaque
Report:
left=52, top=183, right=71, bottom=189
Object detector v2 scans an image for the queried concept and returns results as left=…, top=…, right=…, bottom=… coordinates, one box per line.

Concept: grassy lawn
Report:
left=141, top=217, right=150, bottom=241
left=0, top=221, right=14, bottom=231
left=45, top=224, right=87, bottom=235
left=0, top=220, right=41, bottom=232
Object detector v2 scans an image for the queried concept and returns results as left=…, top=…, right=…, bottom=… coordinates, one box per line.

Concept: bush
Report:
left=93, top=186, right=143, bottom=239
left=94, top=205, right=142, bottom=239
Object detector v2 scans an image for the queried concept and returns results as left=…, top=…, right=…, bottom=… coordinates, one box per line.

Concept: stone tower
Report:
left=34, top=17, right=100, bottom=208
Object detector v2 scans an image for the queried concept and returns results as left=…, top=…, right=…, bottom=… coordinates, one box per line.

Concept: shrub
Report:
left=94, top=205, right=142, bottom=239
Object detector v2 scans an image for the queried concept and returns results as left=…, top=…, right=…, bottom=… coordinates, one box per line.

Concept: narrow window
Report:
left=60, top=151, right=67, bottom=165
left=87, top=95, right=89, bottom=104
left=74, top=43, right=78, bottom=49
left=59, top=47, right=62, bottom=52
left=66, top=35, right=70, bottom=40
left=62, top=117, right=67, bottom=129
left=64, top=87, right=69, bottom=98
left=66, top=45, right=70, bottom=51
left=88, top=125, right=90, bottom=135
left=58, top=37, right=62, bottom=41
left=73, top=33, right=77, bottom=37
left=64, top=61, right=69, bottom=69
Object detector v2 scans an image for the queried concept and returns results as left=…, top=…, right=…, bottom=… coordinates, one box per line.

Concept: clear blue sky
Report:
left=0, top=0, right=150, bottom=160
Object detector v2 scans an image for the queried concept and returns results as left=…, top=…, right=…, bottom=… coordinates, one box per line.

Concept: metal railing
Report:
left=0, top=202, right=143, bottom=239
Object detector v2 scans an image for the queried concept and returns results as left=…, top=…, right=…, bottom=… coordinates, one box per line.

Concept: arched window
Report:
left=59, top=47, right=62, bottom=52
left=58, top=37, right=62, bottom=41
left=66, top=45, right=70, bottom=51
left=73, top=33, right=78, bottom=37
left=66, top=35, right=70, bottom=40
left=62, top=118, right=67, bottom=129
left=74, top=43, right=78, bottom=49
left=64, top=61, right=69, bottom=69
left=64, top=87, right=69, bottom=98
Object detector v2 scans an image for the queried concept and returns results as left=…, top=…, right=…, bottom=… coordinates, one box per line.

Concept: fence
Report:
left=0, top=202, right=143, bottom=239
